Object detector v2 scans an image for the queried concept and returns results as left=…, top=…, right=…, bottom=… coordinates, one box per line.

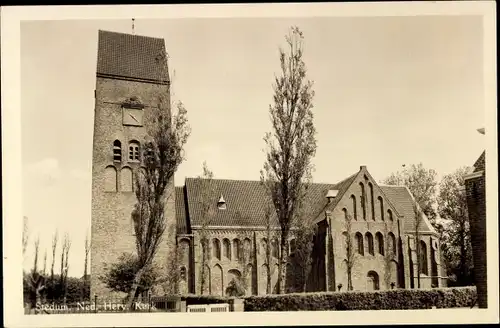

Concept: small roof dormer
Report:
left=217, top=194, right=226, bottom=210
left=326, top=189, right=339, bottom=203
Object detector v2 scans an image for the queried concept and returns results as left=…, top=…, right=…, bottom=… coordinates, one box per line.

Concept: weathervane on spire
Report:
left=132, top=18, right=135, bottom=35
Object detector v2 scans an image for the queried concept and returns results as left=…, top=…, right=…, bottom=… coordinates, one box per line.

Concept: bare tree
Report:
left=58, top=233, right=71, bottom=304
left=23, top=216, right=29, bottom=257
left=84, top=230, right=90, bottom=281
left=126, top=48, right=190, bottom=308
left=28, top=236, right=45, bottom=310
left=197, top=162, right=215, bottom=295
left=82, top=230, right=90, bottom=299
left=50, top=230, right=58, bottom=283
left=344, top=212, right=356, bottom=291
left=261, top=26, right=317, bottom=294
left=234, top=228, right=253, bottom=296
left=42, top=250, right=47, bottom=276
left=263, top=202, right=277, bottom=294
left=383, top=223, right=393, bottom=289
left=290, top=190, right=316, bottom=293
left=160, top=245, right=184, bottom=295
left=413, top=202, right=423, bottom=289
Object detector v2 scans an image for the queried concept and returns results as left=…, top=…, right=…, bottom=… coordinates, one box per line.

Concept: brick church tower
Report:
left=90, top=30, right=176, bottom=297
left=464, top=128, right=487, bottom=308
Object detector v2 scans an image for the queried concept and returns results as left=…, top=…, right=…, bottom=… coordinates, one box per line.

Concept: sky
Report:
left=20, top=16, right=485, bottom=277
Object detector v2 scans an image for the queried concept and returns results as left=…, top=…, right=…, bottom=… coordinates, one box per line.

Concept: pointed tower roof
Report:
left=96, top=30, right=170, bottom=84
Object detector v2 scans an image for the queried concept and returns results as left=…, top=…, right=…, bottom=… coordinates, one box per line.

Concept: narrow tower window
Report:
left=369, top=182, right=375, bottom=221
left=113, top=140, right=122, bottom=162
left=355, top=232, right=364, bottom=255
left=419, top=240, right=429, bottom=275
left=360, top=182, right=367, bottom=220
left=388, top=209, right=393, bottom=221
left=351, top=195, right=357, bottom=220
left=365, top=232, right=374, bottom=255
left=378, top=196, right=384, bottom=221
left=376, top=232, right=384, bottom=255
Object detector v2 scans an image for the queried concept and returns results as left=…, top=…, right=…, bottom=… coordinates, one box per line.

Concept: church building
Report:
left=90, top=30, right=446, bottom=298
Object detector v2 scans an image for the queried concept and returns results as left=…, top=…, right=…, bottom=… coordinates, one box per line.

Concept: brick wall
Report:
left=328, top=169, right=403, bottom=291
left=90, top=76, right=176, bottom=297
left=186, top=229, right=305, bottom=296
left=465, top=173, right=487, bottom=308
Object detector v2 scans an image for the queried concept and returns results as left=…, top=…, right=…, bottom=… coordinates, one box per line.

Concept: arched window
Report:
left=359, top=182, right=366, bottom=220
left=388, top=232, right=397, bottom=256
left=244, top=238, right=252, bottom=258
left=419, top=240, right=428, bottom=275
left=128, top=141, right=140, bottom=162
left=113, top=140, right=122, bottom=162
left=378, top=196, right=384, bottom=221
left=342, top=208, right=348, bottom=221
left=223, top=238, right=231, bottom=260
left=212, top=238, right=221, bottom=260
left=355, top=232, right=364, bottom=255
left=351, top=195, right=357, bottom=220
left=289, top=239, right=296, bottom=255
left=120, top=167, right=133, bottom=192
left=387, top=209, right=393, bottom=221
left=369, top=182, right=375, bottom=221
left=375, top=232, right=384, bottom=255
left=233, top=239, right=241, bottom=260
left=104, top=165, right=117, bottom=192
left=260, top=238, right=268, bottom=256
left=367, top=271, right=380, bottom=291
left=365, top=232, right=374, bottom=255
left=271, top=239, right=279, bottom=258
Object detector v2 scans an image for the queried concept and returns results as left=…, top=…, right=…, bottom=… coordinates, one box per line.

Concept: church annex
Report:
left=90, top=30, right=447, bottom=298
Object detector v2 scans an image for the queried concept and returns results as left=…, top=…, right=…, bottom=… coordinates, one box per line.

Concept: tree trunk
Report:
left=127, top=266, right=147, bottom=310
left=302, top=266, right=307, bottom=292
left=347, top=268, right=353, bottom=291
left=459, top=226, right=467, bottom=285
left=277, top=235, right=287, bottom=294
left=266, top=262, right=272, bottom=294
left=416, top=239, right=421, bottom=289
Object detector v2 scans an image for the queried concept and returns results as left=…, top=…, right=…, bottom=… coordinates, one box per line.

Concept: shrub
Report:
left=243, top=287, right=476, bottom=311
left=99, top=252, right=160, bottom=296
left=225, top=278, right=246, bottom=297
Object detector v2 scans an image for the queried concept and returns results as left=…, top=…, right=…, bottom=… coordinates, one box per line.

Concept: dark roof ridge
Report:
left=183, top=174, right=357, bottom=186
left=99, top=29, right=164, bottom=41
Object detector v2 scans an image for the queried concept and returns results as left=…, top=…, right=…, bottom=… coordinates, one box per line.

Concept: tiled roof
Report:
left=175, top=186, right=190, bottom=234
left=379, top=186, right=432, bottom=233
left=184, top=173, right=357, bottom=228
left=96, top=30, right=169, bottom=83
left=473, top=151, right=486, bottom=172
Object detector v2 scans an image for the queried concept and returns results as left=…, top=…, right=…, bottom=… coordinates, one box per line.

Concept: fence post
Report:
left=94, top=295, right=98, bottom=314
left=230, top=298, right=245, bottom=312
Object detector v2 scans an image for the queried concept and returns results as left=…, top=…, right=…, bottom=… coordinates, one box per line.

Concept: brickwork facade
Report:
left=91, top=75, right=176, bottom=297
left=465, top=151, right=487, bottom=308
left=91, top=30, right=446, bottom=298
left=171, top=167, right=445, bottom=295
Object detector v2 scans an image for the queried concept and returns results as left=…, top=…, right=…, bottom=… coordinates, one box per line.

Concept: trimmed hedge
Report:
left=243, top=287, right=476, bottom=311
